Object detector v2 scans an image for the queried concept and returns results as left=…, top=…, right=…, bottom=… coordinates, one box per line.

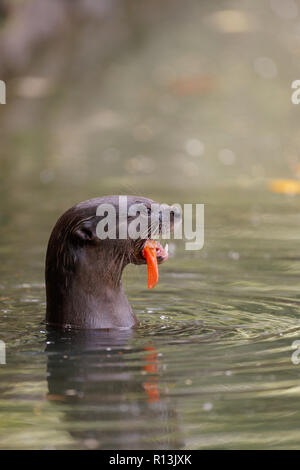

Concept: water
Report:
left=1, top=0, right=300, bottom=450
left=1, top=188, right=300, bottom=449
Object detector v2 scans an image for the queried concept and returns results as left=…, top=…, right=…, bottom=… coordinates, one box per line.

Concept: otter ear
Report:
left=73, top=220, right=97, bottom=243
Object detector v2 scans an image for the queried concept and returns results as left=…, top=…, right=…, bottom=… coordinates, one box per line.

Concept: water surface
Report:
left=1, top=188, right=300, bottom=449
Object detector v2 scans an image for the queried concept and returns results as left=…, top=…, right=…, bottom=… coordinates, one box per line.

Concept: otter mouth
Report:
left=132, top=216, right=174, bottom=289
left=143, top=240, right=169, bottom=264
left=140, top=239, right=169, bottom=289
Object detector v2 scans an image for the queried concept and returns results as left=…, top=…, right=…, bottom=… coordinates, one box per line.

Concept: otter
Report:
left=45, top=196, right=173, bottom=329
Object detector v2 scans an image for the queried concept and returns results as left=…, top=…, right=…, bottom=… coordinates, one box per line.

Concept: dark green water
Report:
left=1, top=188, right=300, bottom=449
left=1, top=0, right=300, bottom=449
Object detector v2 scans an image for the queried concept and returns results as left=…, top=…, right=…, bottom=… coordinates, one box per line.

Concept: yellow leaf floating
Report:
left=269, top=179, right=300, bottom=195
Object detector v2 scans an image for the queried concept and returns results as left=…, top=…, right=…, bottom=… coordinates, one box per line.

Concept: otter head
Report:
left=45, top=196, right=177, bottom=329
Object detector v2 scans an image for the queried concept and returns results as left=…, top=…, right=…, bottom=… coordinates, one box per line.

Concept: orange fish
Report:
left=142, top=240, right=168, bottom=289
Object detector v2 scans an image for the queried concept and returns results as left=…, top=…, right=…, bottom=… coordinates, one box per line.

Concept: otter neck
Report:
left=46, top=254, right=137, bottom=329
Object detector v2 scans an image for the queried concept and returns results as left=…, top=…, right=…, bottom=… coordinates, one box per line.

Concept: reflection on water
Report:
left=1, top=0, right=300, bottom=450
left=45, top=328, right=182, bottom=449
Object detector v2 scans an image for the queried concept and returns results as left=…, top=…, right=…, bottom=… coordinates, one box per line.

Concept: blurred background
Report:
left=1, top=0, right=300, bottom=206
left=2, top=0, right=300, bottom=450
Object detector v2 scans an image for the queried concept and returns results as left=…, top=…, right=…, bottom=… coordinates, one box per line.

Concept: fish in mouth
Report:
left=142, top=240, right=169, bottom=289
left=131, top=237, right=170, bottom=289
left=131, top=211, right=174, bottom=289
